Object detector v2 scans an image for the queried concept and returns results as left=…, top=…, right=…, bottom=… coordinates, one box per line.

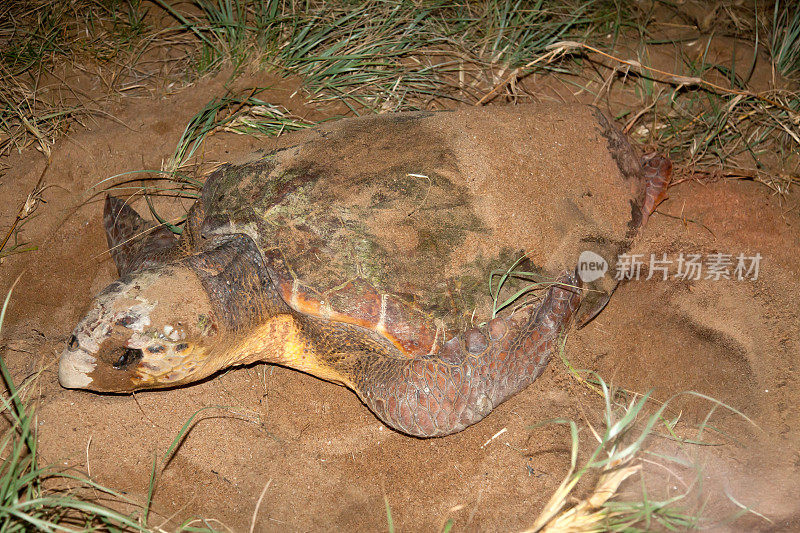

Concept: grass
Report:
left=0, top=163, right=48, bottom=261
left=488, top=255, right=552, bottom=318
left=0, top=72, right=80, bottom=159
left=0, top=0, right=155, bottom=158
left=101, top=87, right=315, bottom=233
left=770, top=0, right=800, bottom=80
left=521, top=343, right=766, bottom=532
left=0, top=216, right=38, bottom=261
left=378, top=348, right=765, bottom=531
left=274, top=1, right=447, bottom=112
left=2, top=0, right=798, bottom=183
left=475, top=258, right=767, bottom=531
left=162, top=88, right=314, bottom=175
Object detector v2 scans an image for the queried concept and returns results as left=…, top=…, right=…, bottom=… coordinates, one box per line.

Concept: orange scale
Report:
left=292, top=291, right=324, bottom=316
left=428, top=394, right=441, bottom=416
left=444, top=385, right=457, bottom=404
left=405, top=389, right=419, bottom=411
left=440, top=398, right=454, bottom=414
left=447, top=411, right=458, bottom=429
left=432, top=388, right=444, bottom=402
left=453, top=395, right=467, bottom=416
left=387, top=395, right=399, bottom=420
left=381, top=296, right=437, bottom=356
left=424, top=370, right=437, bottom=391
left=414, top=393, right=428, bottom=412
left=326, top=280, right=382, bottom=323
left=459, top=382, right=470, bottom=399
left=449, top=368, right=462, bottom=387
left=522, top=335, right=537, bottom=354
left=409, top=360, right=426, bottom=379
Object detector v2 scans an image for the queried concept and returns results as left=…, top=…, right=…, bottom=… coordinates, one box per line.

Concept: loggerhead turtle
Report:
left=59, top=105, right=671, bottom=438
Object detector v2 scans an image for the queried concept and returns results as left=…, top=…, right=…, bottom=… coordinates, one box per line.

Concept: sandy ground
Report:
left=1, top=69, right=799, bottom=532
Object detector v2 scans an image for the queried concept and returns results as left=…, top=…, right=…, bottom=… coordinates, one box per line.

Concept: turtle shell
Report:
left=196, top=104, right=643, bottom=356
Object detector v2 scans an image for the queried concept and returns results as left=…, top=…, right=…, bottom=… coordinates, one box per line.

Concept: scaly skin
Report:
left=345, top=273, right=582, bottom=437
left=184, top=237, right=583, bottom=437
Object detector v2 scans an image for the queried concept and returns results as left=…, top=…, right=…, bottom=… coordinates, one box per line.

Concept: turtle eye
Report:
left=68, top=335, right=79, bottom=351
left=114, top=347, right=143, bottom=369
left=116, top=315, right=137, bottom=327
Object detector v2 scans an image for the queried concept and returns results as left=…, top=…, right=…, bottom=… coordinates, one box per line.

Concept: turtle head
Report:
left=59, top=265, right=224, bottom=392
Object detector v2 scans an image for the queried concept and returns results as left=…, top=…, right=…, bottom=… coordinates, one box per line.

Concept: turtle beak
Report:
left=58, top=346, right=96, bottom=389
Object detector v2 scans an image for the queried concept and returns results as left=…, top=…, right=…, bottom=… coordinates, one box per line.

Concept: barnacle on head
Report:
left=59, top=266, right=220, bottom=391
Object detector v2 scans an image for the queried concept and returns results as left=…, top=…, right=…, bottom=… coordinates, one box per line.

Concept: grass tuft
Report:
left=769, top=0, right=800, bottom=80
left=133, top=88, right=315, bottom=233
left=164, top=89, right=314, bottom=175
left=522, top=345, right=765, bottom=532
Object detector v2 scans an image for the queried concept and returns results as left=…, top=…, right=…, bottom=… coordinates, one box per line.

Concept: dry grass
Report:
left=2, top=1, right=798, bottom=184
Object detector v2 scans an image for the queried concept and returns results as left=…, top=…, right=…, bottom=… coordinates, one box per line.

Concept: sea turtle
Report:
left=59, top=105, right=671, bottom=438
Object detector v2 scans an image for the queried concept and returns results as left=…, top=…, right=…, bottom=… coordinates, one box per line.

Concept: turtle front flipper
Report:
left=322, top=271, right=583, bottom=437
left=104, top=195, right=182, bottom=276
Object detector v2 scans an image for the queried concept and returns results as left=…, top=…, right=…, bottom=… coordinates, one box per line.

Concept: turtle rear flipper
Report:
left=104, top=195, right=181, bottom=277
left=574, top=151, right=673, bottom=328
